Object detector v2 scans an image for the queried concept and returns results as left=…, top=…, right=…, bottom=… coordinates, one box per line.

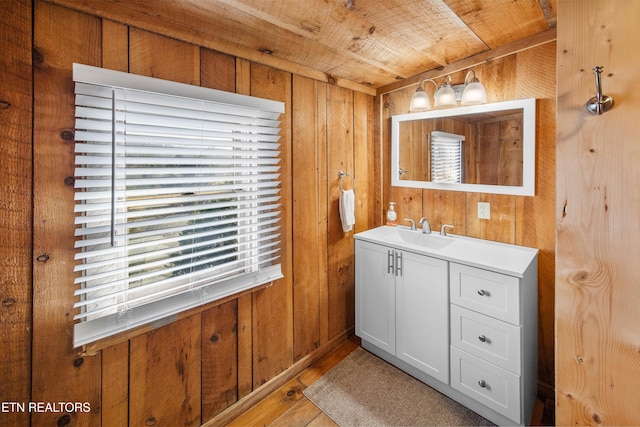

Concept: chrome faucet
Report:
left=404, top=218, right=416, bottom=231
left=440, top=224, right=454, bottom=236
left=418, top=217, right=431, bottom=234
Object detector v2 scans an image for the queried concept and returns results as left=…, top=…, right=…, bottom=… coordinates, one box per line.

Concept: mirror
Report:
left=391, top=98, right=536, bottom=196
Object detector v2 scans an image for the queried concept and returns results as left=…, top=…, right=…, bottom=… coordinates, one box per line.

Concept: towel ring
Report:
left=338, top=170, right=355, bottom=192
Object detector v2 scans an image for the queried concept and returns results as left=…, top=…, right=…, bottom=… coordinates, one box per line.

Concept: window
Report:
left=72, top=64, right=285, bottom=347
left=430, top=131, right=464, bottom=184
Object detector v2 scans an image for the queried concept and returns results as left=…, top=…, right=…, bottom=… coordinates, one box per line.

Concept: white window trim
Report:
left=74, top=63, right=284, bottom=113
left=72, top=64, right=285, bottom=347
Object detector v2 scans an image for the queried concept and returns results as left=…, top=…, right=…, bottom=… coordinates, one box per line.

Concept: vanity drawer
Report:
left=450, top=263, right=520, bottom=325
left=451, top=305, right=521, bottom=374
left=451, top=347, right=521, bottom=423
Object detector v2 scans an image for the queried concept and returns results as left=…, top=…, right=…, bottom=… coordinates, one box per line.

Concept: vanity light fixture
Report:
left=409, top=70, right=487, bottom=112
left=433, top=75, right=457, bottom=108
left=409, top=78, right=438, bottom=112
left=461, top=70, right=487, bottom=105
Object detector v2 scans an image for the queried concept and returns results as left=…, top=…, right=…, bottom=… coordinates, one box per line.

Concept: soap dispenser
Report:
left=386, top=202, right=398, bottom=226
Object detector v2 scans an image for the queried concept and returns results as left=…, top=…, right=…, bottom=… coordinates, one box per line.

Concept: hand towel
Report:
left=339, top=189, right=355, bottom=233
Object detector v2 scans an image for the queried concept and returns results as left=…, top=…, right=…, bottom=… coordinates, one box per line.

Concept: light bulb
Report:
left=434, top=83, right=457, bottom=108
left=461, top=81, right=487, bottom=105
left=461, top=71, right=487, bottom=105
left=409, top=86, right=431, bottom=112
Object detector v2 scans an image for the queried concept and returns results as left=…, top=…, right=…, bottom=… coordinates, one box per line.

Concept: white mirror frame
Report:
left=391, top=98, right=536, bottom=196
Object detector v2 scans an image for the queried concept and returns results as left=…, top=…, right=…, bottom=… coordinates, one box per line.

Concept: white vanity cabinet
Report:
left=355, top=226, right=538, bottom=426
left=355, top=239, right=449, bottom=383
left=449, top=262, right=538, bottom=425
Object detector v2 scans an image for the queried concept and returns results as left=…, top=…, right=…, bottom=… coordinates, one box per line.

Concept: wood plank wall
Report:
left=0, top=1, right=374, bottom=425
left=0, top=1, right=33, bottom=427
left=556, top=1, right=640, bottom=425
left=10, top=2, right=640, bottom=425
left=379, top=41, right=557, bottom=400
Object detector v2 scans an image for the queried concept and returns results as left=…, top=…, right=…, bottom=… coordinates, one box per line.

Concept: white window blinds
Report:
left=72, top=64, right=285, bottom=347
left=430, top=131, right=464, bottom=184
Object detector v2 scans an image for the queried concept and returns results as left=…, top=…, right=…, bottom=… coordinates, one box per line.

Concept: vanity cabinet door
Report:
left=396, top=252, right=449, bottom=383
left=355, top=240, right=396, bottom=354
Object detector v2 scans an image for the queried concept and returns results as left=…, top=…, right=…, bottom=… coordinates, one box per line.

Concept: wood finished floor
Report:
left=226, top=337, right=360, bottom=427
left=225, top=335, right=552, bottom=426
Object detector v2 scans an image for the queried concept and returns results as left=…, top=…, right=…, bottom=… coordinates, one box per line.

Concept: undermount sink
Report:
left=388, top=227, right=455, bottom=250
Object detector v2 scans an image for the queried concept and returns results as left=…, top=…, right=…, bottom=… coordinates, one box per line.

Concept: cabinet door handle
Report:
left=395, top=251, right=403, bottom=276
left=387, top=250, right=394, bottom=274
left=478, top=335, right=487, bottom=343
left=478, top=380, right=487, bottom=388
left=477, top=289, right=487, bottom=296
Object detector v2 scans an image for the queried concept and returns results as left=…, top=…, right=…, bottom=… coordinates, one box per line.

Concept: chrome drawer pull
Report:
left=477, top=289, right=487, bottom=296
left=478, top=335, right=487, bottom=343
left=478, top=380, right=487, bottom=388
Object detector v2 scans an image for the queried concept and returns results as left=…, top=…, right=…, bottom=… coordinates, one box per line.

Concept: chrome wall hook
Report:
left=586, top=66, right=615, bottom=115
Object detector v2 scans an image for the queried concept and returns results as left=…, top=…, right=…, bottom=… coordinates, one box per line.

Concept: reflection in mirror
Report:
left=391, top=98, right=536, bottom=196
left=429, top=131, right=464, bottom=184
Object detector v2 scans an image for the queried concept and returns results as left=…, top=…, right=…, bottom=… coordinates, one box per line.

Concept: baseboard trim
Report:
left=202, top=328, right=353, bottom=426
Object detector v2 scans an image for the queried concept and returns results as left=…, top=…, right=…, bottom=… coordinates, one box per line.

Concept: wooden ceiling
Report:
left=47, top=0, right=557, bottom=93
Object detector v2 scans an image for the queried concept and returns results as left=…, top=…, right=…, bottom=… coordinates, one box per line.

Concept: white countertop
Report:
left=355, top=226, right=538, bottom=277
